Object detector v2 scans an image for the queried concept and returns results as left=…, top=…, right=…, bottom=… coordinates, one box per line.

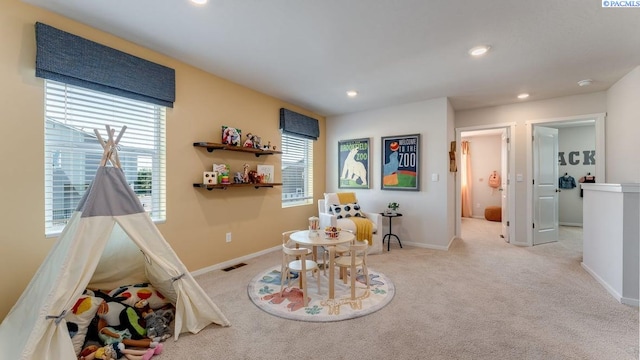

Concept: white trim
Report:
left=402, top=240, right=451, bottom=251
left=191, top=245, right=279, bottom=277
left=579, top=262, right=640, bottom=306
left=559, top=222, right=583, bottom=227
left=455, top=123, right=516, bottom=246
left=526, top=113, right=606, bottom=247
left=581, top=183, right=640, bottom=193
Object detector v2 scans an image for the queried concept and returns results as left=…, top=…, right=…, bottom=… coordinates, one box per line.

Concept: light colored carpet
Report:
left=247, top=265, right=394, bottom=322
left=161, top=218, right=638, bottom=359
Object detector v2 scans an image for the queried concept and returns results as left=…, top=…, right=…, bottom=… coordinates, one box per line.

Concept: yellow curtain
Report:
left=461, top=141, right=473, bottom=218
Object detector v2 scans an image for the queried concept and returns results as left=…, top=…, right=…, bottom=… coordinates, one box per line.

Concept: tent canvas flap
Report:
left=0, top=166, right=229, bottom=360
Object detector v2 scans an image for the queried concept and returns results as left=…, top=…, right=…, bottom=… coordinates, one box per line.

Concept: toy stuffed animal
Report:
left=145, top=309, right=175, bottom=342
left=96, top=300, right=147, bottom=340
left=248, top=170, right=259, bottom=184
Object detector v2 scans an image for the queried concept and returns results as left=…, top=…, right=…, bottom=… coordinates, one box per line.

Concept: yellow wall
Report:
left=0, top=0, right=326, bottom=319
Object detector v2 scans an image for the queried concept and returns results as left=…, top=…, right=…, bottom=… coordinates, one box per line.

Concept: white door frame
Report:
left=455, top=122, right=516, bottom=242
left=525, top=113, right=606, bottom=246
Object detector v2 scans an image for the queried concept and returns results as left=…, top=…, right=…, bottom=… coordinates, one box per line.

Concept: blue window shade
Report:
left=279, top=108, right=319, bottom=140
left=35, top=22, right=175, bottom=108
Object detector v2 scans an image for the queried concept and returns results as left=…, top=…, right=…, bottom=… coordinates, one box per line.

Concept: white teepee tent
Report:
left=0, top=126, right=230, bottom=360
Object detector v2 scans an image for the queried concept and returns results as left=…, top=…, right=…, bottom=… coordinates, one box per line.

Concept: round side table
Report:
left=380, top=212, right=403, bottom=251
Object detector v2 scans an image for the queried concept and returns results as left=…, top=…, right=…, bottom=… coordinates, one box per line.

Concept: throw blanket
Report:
left=336, top=192, right=356, bottom=204
left=336, top=192, right=372, bottom=245
left=350, top=217, right=373, bottom=246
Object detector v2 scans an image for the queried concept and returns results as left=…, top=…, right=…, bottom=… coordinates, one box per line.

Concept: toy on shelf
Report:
left=243, top=133, right=255, bottom=148
left=221, top=126, right=241, bottom=146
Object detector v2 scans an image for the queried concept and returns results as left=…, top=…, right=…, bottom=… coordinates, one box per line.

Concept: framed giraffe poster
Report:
left=338, top=138, right=370, bottom=189
left=381, top=134, right=420, bottom=191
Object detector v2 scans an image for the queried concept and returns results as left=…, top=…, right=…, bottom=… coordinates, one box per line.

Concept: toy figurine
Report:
left=242, top=164, right=250, bottom=183
left=243, top=133, right=254, bottom=148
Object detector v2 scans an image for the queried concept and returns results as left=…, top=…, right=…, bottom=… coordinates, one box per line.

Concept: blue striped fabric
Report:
left=35, top=22, right=175, bottom=107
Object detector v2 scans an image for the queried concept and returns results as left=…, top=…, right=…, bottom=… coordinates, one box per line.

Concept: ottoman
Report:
left=484, top=206, right=502, bottom=222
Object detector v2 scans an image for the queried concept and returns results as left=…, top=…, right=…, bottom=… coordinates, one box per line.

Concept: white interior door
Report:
left=533, top=126, right=559, bottom=245
left=500, top=129, right=509, bottom=243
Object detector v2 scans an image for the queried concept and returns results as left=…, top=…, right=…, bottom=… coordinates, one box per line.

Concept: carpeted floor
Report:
left=160, top=218, right=639, bottom=359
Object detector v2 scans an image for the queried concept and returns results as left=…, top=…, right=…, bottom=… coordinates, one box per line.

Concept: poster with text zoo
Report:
left=338, top=138, right=370, bottom=188
left=381, top=134, right=420, bottom=191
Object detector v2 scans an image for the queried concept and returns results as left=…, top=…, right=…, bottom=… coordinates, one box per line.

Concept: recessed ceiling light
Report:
left=517, top=93, right=530, bottom=99
left=468, top=45, right=491, bottom=57
left=190, top=0, right=208, bottom=5
left=577, top=79, right=593, bottom=87
left=346, top=90, right=358, bottom=97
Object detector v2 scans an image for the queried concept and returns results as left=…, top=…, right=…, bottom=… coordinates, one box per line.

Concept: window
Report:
left=44, top=80, right=166, bottom=235
left=281, top=133, right=313, bottom=207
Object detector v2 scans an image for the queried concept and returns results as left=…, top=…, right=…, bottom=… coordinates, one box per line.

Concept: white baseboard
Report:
left=402, top=240, right=450, bottom=251
left=191, top=245, right=279, bottom=277
left=580, top=262, right=631, bottom=305
left=559, top=222, right=583, bottom=227
left=621, top=296, right=640, bottom=307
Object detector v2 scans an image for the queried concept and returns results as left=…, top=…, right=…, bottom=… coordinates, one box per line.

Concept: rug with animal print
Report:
left=247, top=266, right=394, bottom=322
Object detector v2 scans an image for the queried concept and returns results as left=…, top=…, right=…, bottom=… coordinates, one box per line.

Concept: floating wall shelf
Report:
left=193, top=183, right=282, bottom=191
left=193, top=142, right=282, bottom=157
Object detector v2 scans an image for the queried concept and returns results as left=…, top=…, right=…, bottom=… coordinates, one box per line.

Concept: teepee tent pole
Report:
left=95, top=125, right=127, bottom=168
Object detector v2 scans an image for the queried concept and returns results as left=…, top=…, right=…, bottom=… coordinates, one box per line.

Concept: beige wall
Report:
left=0, top=1, right=326, bottom=319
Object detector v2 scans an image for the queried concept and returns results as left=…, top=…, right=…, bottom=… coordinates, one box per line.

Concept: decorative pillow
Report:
left=66, top=294, right=103, bottom=355
left=108, top=283, right=170, bottom=310
left=330, top=203, right=364, bottom=219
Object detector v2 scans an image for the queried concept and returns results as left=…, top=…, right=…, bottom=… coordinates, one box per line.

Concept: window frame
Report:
left=281, top=133, right=314, bottom=207
left=44, top=80, right=166, bottom=236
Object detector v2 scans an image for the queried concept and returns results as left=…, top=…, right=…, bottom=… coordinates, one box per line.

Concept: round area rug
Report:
left=248, top=266, right=395, bottom=322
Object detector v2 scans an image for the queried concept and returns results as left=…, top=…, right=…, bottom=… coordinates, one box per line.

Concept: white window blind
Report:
left=44, top=80, right=166, bottom=235
left=281, top=133, right=313, bottom=207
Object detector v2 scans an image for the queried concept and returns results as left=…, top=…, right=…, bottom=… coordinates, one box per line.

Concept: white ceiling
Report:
left=24, top=0, right=640, bottom=116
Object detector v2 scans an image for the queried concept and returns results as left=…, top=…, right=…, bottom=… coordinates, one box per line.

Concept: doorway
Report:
left=455, top=123, right=515, bottom=243
left=526, top=113, right=605, bottom=246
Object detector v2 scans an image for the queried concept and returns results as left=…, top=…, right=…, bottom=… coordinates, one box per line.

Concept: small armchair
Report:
left=318, top=194, right=382, bottom=254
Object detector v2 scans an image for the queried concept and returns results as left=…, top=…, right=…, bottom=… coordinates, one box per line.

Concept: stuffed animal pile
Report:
left=68, top=283, right=175, bottom=359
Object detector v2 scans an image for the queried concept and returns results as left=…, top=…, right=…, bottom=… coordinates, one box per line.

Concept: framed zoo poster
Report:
left=338, top=138, right=370, bottom=188
left=381, top=134, right=420, bottom=191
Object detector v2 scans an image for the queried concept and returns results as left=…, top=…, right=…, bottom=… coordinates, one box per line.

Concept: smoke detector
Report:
left=577, top=79, right=593, bottom=87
